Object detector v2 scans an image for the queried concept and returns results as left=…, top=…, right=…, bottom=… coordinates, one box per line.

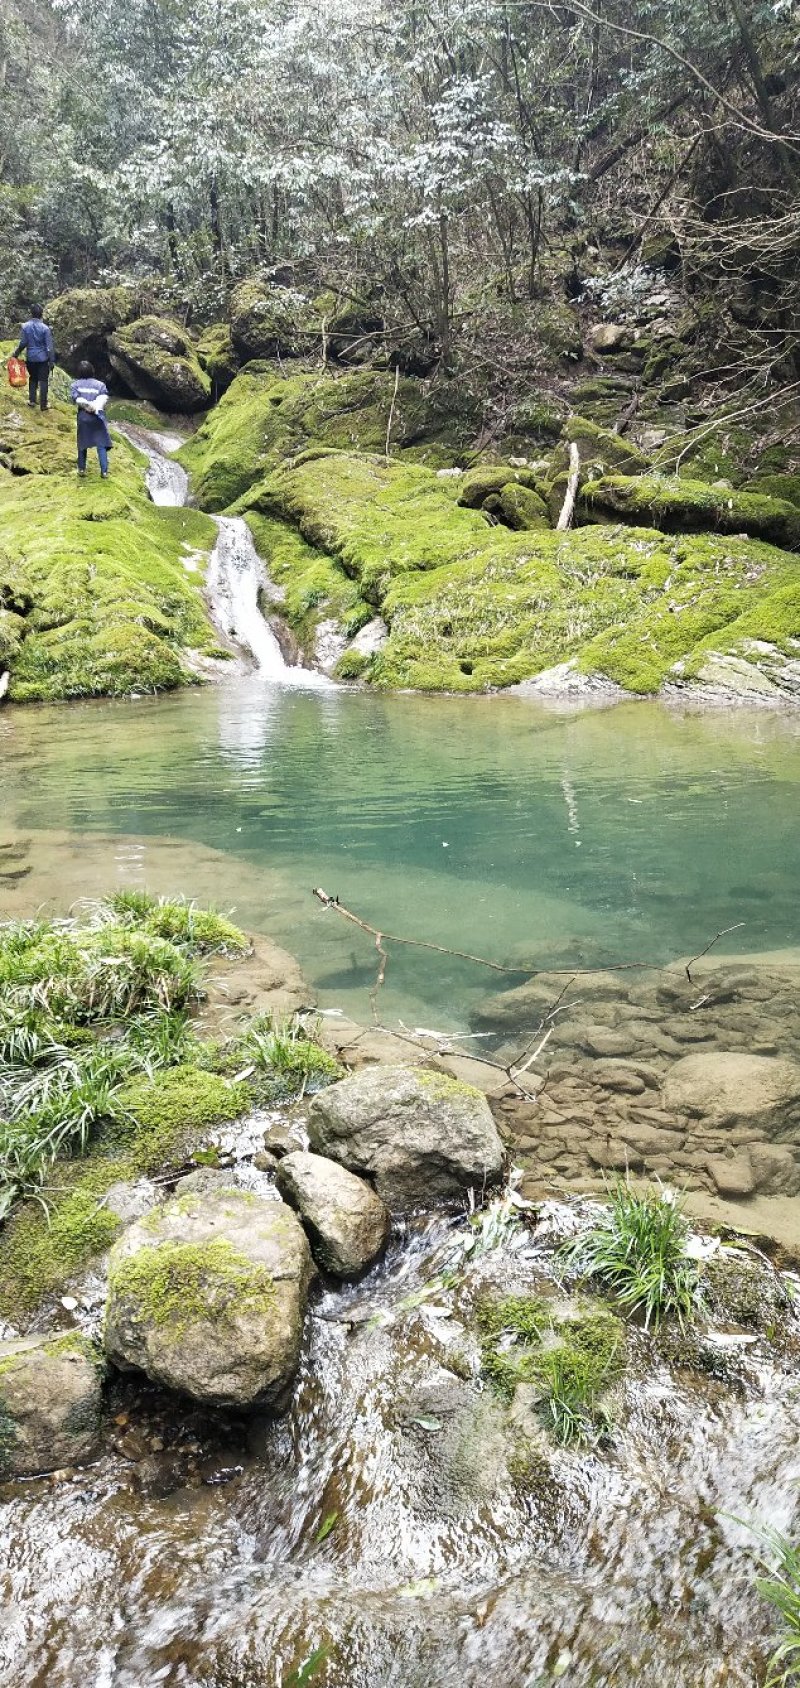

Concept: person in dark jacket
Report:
left=70, top=361, right=113, bottom=477
left=13, top=305, right=55, bottom=411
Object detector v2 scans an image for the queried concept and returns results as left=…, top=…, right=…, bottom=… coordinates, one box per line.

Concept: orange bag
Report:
left=8, top=357, right=27, bottom=388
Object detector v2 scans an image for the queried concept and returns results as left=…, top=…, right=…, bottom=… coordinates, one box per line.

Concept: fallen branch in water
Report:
left=684, top=922, right=746, bottom=982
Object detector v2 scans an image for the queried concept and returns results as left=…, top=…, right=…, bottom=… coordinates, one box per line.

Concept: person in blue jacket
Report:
left=12, top=305, right=56, bottom=411
left=70, top=362, right=113, bottom=478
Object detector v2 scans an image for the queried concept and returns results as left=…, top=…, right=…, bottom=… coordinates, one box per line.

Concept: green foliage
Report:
left=756, top=1531, right=800, bottom=1687
left=234, top=1014, right=342, bottom=1101
left=563, top=1182, right=699, bottom=1331
left=477, top=1292, right=624, bottom=1446
left=108, top=1236, right=276, bottom=1333
left=106, top=890, right=248, bottom=954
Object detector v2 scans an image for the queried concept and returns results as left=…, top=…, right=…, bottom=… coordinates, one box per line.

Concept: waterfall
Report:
left=118, top=420, right=334, bottom=687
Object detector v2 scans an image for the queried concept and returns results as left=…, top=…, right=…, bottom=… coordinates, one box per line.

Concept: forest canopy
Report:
left=1, top=0, right=798, bottom=385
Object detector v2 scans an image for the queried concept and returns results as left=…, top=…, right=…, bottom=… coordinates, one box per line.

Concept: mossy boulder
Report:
left=47, top=284, right=146, bottom=379
left=108, top=317, right=211, bottom=413
left=0, top=391, right=219, bottom=703
left=195, top=322, right=239, bottom=395
left=307, top=1064, right=504, bottom=1210
left=494, top=483, right=549, bottom=531
left=456, top=465, right=541, bottom=509
left=229, top=278, right=319, bottom=361
left=745, top=472, right=800, bottom=510
left=581, top=473, right=800, bottom=550
left=104, top=1184, right=315, bottom=1408
left=0, top=1160, right=128, bottom=1324
left=177, top=365, right=463, bottom=511
left=562, top=417, right=650, bottom=476
left=536, top=301, right=582, bottom=361
left=0, top=1331, right=102, bottom=1478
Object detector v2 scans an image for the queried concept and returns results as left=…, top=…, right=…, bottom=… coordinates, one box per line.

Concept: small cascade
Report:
left=113, top=422, right=189, bottom=507
left=118, top=417, right=334, bottom=686
left=207, top=514, right=334, bottom=688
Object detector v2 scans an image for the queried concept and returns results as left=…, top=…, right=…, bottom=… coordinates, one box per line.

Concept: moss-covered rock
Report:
left=0, top=383, right=219, bottom=702
left=495, top=483, right=549, bottom=531
left=108, top=316, right=211, bottom=413
left=47, top=284, right=147, bottom=378
left=0, top=1160, right=128, bottom=1323
left=228, top=278, right=320, bottom=361
left=115, top=1065, right=251, bottom=1171
left=477, top=1293, right=624, bottom=1445
left=745, top=472, right=800, bottom=510
left=0, top=1330, right=102, bottom=1477
left=177, top=365, right=464, bottom=510
left=195, top=321, right=239, bottom=395
left=104, top=1185, right=315, bottom=1407
left=581, top=473, right=800, bottom=550
left=562, top=416, right=651, bottom=476
left=456, top=465, right=541, bottom=509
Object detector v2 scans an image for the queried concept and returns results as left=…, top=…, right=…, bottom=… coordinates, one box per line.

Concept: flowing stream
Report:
left=2, top=1183, right=798, bottom=1687
left=117, top=422, right=333, bottom=686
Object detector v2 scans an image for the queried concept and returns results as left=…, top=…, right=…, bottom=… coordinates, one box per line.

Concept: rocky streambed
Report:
left=3, top=1042, right=800, bottom=1686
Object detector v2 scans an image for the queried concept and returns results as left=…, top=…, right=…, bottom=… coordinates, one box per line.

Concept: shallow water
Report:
left=2, top=685, right=800, bottom=1029
left=3, top=685, right=800, bottom=1027
left=2, top=1196, right=799, bottom=1687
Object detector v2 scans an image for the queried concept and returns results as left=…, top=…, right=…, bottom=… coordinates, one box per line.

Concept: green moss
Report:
left=229, top=278, right=321, bottom=360
left=457, top=466, right=541, bottom=509
left=477, top=1294, right=624, bottom=1444
left=702, top=1251, right=787, bottom=1329
left=0, top=1159, right=127, bottom=1320
left=107, top=890, right=248, bottom=954
left=108, top=316, right=211, bottom=413
left=115, top=1065, right=251, bottom=1172
left=109, top=1236, right=276, bottom=1334
left=0, top=386, right=218, bottom=703
left=177, top=366, right=467, bottom=511
left=245, top=513, right=368, bottom=650
left=195, top=322, right=239, bottom=392
left=581, top=473, right=800, bottom=551
left=47, top=284, right=144, bottom=366
left=745, top=473, right=800, bottom=510
left=562, top=416, right=650, bottom=476
left=496, top=483, right=549, bottom=531
left=509, top=397, right=565, bottom=439
left=415, top=1068, right=485, bottom=1103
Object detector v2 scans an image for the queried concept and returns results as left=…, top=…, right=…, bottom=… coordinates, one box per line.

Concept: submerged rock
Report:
left=275, top=1151, right=390, bottom=1278
left=0, top=1332, right=102, bottom=1478
left=104, top=1185, right=315, bottom=1409
left=663, top=1051, right=800, bottom=1131
left=307, top=1064, right=504, bottom=1209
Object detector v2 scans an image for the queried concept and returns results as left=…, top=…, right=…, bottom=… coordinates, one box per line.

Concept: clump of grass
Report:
left=477, top=1294, right=624, bottom=1446
left=756, top=1530, right=800, bottom=1685
left=561, top=1181, right=700, bottom=1331
left=235, top=1014, right=343, bottom=1100
left=104, top=890, right=248, bottom=954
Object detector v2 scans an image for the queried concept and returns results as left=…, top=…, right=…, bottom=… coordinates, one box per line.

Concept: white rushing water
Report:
left=119, top=419, right=334, bottom=687
left=207, top=515, right=334, bottom=687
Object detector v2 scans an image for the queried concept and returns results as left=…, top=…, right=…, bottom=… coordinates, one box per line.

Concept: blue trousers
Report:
left=78, top=444, right=109, bottom=474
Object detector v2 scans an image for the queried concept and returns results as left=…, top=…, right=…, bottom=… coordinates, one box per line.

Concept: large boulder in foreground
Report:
left=0, top=1332, right=102, bottom=1478
left=307, top=1065, right=504, bottom=1209
left=108, top=317, right=211, bottom=413
left=275, top=1151, right=390, bottom=1278
left=663, top=1051, right=800, bottom=1133
left=104, top=1184, right=314, bottom=1409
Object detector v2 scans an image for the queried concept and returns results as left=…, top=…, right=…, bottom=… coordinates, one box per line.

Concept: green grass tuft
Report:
left=562, top=1181, right=699, bottom=1331
left=756, top=1530, right=800, bottom=1686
